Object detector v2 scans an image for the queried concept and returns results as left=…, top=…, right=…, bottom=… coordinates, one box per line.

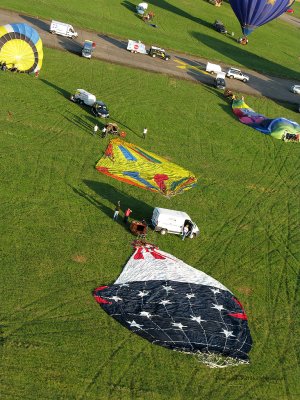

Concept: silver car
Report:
left=226, top=67, right=249, bottom=83
left=291, top=85, right=300, bottom=94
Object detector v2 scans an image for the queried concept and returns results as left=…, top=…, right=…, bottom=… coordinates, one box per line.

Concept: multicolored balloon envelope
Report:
left=229, top=0, right=295, bottom=36
left=232, top=99, right=300, bottom=142
left=96, top=138, right=197, bottom=197
left=0, top=23, right=43, bottom=72
left=94, top=243, right=252, bottom=368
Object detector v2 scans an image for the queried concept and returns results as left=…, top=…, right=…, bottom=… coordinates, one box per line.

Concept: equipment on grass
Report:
left=232, top=98, right=300, bottom=141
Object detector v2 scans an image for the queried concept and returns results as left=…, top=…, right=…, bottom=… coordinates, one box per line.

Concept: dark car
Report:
left=214, top=77, right=226, bottom=90
left=148, top=46, right=170, bottom=61
left=92, top=101, right=109, bottom=118
left=213, top=20, right=227, bottom=34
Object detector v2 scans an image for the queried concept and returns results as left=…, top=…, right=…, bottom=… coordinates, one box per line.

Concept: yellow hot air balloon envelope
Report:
left=96, top=138, right=197, bottom=197
left=0, top=23, right=43, bottom=73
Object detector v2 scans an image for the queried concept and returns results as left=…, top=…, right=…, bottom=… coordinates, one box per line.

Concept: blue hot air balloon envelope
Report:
left=229, top=0, right=295, bottom=36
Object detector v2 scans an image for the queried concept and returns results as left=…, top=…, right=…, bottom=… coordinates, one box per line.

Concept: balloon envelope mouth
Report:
left=0, top=33, right=39, bottom=72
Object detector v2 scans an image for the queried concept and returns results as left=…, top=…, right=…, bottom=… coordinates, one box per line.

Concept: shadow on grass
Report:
left=82, top=180, right=152, bottom=221
left=148, top=0, right=211, bottom=28
left=121, top=0, right=137, bottom=13
left=20, top=14, right=49, bottom=32
left=40, top=78, right=70, bottom=98
left=190, top=30, right=298, bottom=80
left=64, top=111, right=95, bottom=135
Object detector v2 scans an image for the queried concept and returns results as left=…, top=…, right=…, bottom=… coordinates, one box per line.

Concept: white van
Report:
left=50, top=20, right=78, bottom=39
left=151, top=207, right=200, bottom=239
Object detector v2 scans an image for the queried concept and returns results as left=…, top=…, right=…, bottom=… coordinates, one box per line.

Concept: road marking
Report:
left=174, top=58, right=210, bottom=75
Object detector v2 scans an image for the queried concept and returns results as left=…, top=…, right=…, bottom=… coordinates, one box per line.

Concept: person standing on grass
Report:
left=142, top=127, right=148, bottom=139
left=182, top=225, right=189, bottom=241
left=93, top=124, right=99, bottom=136
left=123, top=208, right=132, bottom=224
left=113, top=201, right=121, bottom=221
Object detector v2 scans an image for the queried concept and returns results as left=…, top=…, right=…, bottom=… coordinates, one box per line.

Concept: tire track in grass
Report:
left=78, top=336, right=139, bottom=400
left=1, top=280, right=96, bottom=339
left=108, top=344, right=148, bottom=398
left=197, top=145, right=280, bottom=269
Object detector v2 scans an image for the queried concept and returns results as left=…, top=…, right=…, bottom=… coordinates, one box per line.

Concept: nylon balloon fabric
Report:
left=94, top=243, right=252, bottom=368
left=232, top=99, right=300, bottom=141
left=0, top=23, right=43, bottom=72
left=229, top=0, right=295, bottom=35
left=96, top=138, right=197, bottom=197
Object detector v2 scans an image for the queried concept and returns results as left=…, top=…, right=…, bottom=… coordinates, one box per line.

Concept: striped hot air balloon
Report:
left=0, top=23, right=43, bottom=73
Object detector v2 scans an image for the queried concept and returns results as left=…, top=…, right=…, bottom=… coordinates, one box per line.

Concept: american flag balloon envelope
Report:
left=94, top=243, right=252, bottom=368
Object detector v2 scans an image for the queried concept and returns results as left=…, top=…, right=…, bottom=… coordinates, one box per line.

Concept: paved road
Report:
left=1, top=8, right=300, bottom=105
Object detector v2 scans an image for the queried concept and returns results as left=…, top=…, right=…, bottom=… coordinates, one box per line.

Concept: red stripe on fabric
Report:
left=228, top=312, right=248, bottom=320
left=95, top=167, right=157, bottom=192
left=230, top=297, right=248, bottom=320
left=93, top=286, right=112, bottom=305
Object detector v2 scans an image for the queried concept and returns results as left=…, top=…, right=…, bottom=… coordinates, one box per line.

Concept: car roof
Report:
left=151, top=46, right=165, bottom=51
left=154, top=207, right=190, bottom=219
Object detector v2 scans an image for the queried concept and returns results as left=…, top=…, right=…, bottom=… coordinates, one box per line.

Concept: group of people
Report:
left=0, top=61, right=18, bottom=72
left=93, top=124, right=148, bottom=139
left=113, top=201, right=133, bottom=224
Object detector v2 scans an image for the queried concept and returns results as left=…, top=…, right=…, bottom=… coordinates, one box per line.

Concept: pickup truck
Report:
left=226, top=68, right=249, bottom=83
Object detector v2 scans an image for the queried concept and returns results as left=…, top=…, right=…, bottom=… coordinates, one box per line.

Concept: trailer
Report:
left=127, top=40, right=147, bottom=54
left=206, top=62, right=222, bottom=74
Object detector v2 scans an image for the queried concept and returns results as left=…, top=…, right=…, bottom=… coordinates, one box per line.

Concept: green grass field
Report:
left=1, top=47, right=299, bottom=399
left=1, top=0, right=300, bottom=79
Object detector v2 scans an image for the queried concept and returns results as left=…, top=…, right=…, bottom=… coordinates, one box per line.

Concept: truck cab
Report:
left=151, top=207, right=199, bottom=239
left=92, top=101, right=109, bottom=118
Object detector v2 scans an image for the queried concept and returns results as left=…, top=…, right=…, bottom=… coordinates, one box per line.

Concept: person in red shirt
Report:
left=123, top=208, right=132, bottom=224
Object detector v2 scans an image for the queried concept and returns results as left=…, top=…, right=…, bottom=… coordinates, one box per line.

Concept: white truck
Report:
left=151, top=207, right=200, bottom=239
left=50, top=20, right=78, bottom=39
left=70, top=89, right=109, bottom=118
left=127, top=40, right=147, bottom=54
left=206, top=62, right=222, bottom=75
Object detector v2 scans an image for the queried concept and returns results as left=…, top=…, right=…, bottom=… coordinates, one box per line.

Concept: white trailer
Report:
left=50, top=20, right=78, bottom=39
left=206, top=62, right=222, bottom=75
left=127, top=40, right=147, bottom=54
left=151, top=207, right=200, bottom=239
